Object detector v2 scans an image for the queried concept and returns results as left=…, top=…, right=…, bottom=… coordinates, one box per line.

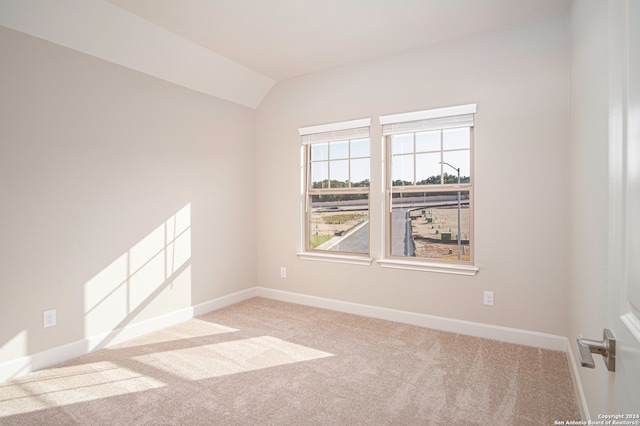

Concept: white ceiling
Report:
left=105, top=0, right=570, bottom=81
left=1, top=0, right=570, bottom=107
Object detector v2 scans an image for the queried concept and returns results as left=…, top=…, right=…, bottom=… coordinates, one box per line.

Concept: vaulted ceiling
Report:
left=1, top=0, right=570, bottom=108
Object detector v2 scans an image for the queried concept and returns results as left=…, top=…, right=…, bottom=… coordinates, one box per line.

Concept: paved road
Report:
left=391, top=208, right=409, bottom=256
left=331, top=221, right=369, bottom=253
left=325, top=209, right=408, bottom=255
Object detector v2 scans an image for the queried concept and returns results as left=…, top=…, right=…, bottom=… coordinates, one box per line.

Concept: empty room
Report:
left=1, top=0, right=638, bottom=424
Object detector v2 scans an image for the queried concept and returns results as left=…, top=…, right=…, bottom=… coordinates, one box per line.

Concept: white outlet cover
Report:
left=43, top=309, right=57, bottom=328
left=483, top=291, right=494, bottom=306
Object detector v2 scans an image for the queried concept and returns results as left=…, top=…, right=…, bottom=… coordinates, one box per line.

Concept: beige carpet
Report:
left=0, top=297, right=580, bottom=425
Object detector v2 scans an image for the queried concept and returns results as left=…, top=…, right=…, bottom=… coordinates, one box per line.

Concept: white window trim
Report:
left=379, top=104, right=476, bottom=126
left=380, top=103, right=478, bottom=273
left=299, top=118, right=372, bottom=263
left=299, top=118, right=371, bottom=136
left=294, top=106, right=480, bottom=274
left=377, top=259, right=478, bottom=276
left=297, top=251, right=373, bottom=266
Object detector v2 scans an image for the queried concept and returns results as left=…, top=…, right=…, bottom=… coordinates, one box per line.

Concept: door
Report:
left=607, top=0, right=640, bottom=412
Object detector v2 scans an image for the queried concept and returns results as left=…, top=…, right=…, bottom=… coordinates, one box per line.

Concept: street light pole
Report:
left=440, top=161, right=461, bottom=260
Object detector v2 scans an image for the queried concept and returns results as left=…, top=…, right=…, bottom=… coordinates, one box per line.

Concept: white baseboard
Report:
left=1, top=285, right=571, bottom=385
left=255, top=287, right=568, bottom=351
left=0, top=287, right=257, bottom=383
left=193, top=287, right=258, bottom=316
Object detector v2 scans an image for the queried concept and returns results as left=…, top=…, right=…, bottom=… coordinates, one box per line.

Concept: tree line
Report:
left=311, top=172, right=469, bottom=189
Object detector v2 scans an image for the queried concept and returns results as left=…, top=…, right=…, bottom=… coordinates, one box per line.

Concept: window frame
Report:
left=297, top=118, right=373, bottom=265
left=379, top=105, right=478, bottom=275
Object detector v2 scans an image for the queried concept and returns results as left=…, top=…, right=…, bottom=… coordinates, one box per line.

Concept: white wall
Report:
left=0, top=27, right=256, bottom=365
left=255, top=16, right=569, bottom=335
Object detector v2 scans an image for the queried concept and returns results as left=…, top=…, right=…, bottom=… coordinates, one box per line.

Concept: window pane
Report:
left=311, top=143, right=328, bottom=161
left=442, top=150, right=470, bottom=183
left=350, top=138, right=370, bottom=158
left=350, top=158, right=370, bottom=187
left=389, top=192, right=416, bottom=257
left=392, top=154, right=414, bottom=186
left=391, top=134, right=413, bottom=155
left=309, top=193, right=369, bottom=254
left=416, top=131, right=440, bottom=152
left=329, top=140, right=349, bottom=160
left=330, top=159, right=349, bottom=187
left=443, top=127, right=470, bottom=150
left=390, top=191, right=470, bottom=261
left=311, top=161, right=328, bottom=188
left=415, top=152, right=441, bottom=185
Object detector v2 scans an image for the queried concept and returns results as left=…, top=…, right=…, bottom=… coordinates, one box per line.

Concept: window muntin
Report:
left=382, top=104, right=475, bottom=265
left=387, top=127, right=473, bottom=263
left=301, top=120, right=371, bottom=256
left=390, top=128, right=471, bottom=187
left=310, top=138, right=371, bottom=189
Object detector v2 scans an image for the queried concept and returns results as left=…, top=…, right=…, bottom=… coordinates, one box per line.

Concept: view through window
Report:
left=382, top=105, right=475, bottom=264
left=300, top=119, right=371, bottom=256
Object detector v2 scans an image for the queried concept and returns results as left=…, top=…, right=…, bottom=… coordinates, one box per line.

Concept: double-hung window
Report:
left=299, top=118, right=371, bottom=259
left=380, top=104, right=476, bottom=273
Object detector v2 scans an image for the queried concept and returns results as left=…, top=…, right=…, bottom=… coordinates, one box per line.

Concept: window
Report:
left=380, top=105, right=476, bottom=269
left=299, top=119, right=371, bottom=259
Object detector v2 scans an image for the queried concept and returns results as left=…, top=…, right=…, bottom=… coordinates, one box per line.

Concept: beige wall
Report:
left=0, top=27, right=256, bottom=363
left=255, top=16, right=569, bottom=335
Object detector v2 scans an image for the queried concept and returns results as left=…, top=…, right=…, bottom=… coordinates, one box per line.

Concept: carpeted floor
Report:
left=0, top=297, right=580, bottom=425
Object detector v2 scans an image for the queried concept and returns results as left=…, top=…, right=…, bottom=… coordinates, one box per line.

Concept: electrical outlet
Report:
left=43, top=309, right=57, bottom=328
left=483, top=291, right=494, bottom=306
left=280, top=267, right=287, bottom=278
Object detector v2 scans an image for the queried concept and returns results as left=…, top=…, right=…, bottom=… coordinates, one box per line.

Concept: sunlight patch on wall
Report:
left=84, top=204, right=192, bottom=338
left=132, top=336, right=334, bottom=380
left=0, top=361, right=165, bottom=416
left=84, top=254, right=128, bottom=336
left=0, top=331, right=27, bottom=364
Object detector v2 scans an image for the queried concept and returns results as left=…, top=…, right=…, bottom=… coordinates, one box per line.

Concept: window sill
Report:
left=377, top=259, right=478, bottom=276
left=297, top=252, right=373, bottom=266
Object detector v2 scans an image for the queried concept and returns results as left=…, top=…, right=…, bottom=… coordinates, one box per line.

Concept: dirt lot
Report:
left=309, top=206, right=470, bottom=260
left=410, top=206, right=470, bottom=260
